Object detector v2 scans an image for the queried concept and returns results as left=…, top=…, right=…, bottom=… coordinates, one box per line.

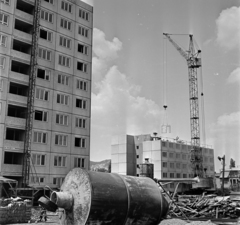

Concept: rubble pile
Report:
left=0, top=197, right=31, bottom=224
left=168, top=194, right=240, bottom=219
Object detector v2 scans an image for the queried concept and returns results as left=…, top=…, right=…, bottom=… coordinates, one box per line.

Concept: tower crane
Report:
left=163, top=33, right=204, bottom=178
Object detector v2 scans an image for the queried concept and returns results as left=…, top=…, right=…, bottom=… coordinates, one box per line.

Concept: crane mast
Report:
left=163, top=33, right=203, bottom=178
left=22, top=0, right=41, bottom=187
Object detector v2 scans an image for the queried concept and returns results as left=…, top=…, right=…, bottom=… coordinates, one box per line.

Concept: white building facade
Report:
left=0, top=0, right=93, bottom=188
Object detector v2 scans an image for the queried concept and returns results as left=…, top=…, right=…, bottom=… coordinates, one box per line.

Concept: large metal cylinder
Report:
left=51, top=168, right=169, bottom=225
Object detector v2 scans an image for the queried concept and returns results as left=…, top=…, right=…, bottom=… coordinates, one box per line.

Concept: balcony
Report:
left=9, top=71, right=29, bottom=83
left=4, top=140, right=24, bottom=152
left=5, top=117, right=26, bottom=128
left=13, top=29, right=32, bottom=43
left=11, top=60, right=31, bottom=77
left=1, top=164, right=23, bottom=175
left=11, top=39, right=32, bottom=62
left=14, top=19, right=33, bottom=35
left=11, top=49, right=31, bottom=62
left=15, top=9, right=33, bottom=24
left=15, top=0, right=34, bottom=24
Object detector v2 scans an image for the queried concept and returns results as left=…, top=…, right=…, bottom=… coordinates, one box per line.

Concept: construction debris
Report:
left=0, top=197, right=31, bottom=224
left=168, top=194, right=240, bottom=219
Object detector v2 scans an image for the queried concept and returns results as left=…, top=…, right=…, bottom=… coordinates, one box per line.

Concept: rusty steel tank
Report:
left=40, top=168, right=169, bottom=225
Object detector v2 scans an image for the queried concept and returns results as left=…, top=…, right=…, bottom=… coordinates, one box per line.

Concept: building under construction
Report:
left=111, top=134, right=215, bottom=192
left=0, top=0, right=93, bottom=191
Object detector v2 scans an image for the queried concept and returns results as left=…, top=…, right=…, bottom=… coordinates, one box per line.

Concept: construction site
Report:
left=0, top=0, right=240, bottom=224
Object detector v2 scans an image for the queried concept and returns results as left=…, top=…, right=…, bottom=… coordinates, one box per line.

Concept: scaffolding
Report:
left=22, top=0, right=41, bottom=187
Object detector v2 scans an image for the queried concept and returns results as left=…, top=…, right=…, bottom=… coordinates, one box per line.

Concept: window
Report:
left=58, top=55, right=70, bottom=67
left=182, top=154, right=186, bottom=160
left=0, top=34, right=7, bottom=47
left=183, top=174, right=187, bottom=178
left=76, top=79, right=87, bottom=91
left=79, top=8, right=89, bottom=21
left=162, top=162, right=167, bottom=168
left=162, top=141, right=166, bottom=147
left=75, top=137, right=86, bottom=148
left=176, top=144, right=180, bottom=149
left=39, top=29, right=52, bottom=42
left=59, top=36, right=71, bottom=49
left=176, top=162, right=180, bottom=169
left=170, top=162, right=174, bottom=169
left=33, top=131, right=47, bottom=144
left=76, top=98, right=87, bottom=109
left=176, top=173, right=181, bottom=178
left=32, top=154, right=45, bottom=166
left=55, top=134, right=67, bottom=146
left=169, top=152, right=174, bottom=158
left=0, top=56, right=5, bottom=69
left=34, top=110, right=48, bottom=122
left=170, top=173, right=174, bottom=178
left=0, top=12, right=9, bottom=25
left=56, top=114, right=68, bottom=126
left=57, top=93, right=69, bottom=105
left=58, top=74, right=69, bottom=85
left=53, top=177, right=64, bottom=186
left=182, top=164, right=187, bottom=169
left=136, top=155, right=139, bottom=159
left=78, top=25, right=89, bottom=38
left=74, top=157, right=85, bottom=168
left=75, top=117, right=86, bottom=128
left=162, top=173, right=167, bottom=178
left=37, top=68, right=50, bottom=80
left=60, top=18, right=71, bottom=30
left=176, top=153, right=180, bottom=159
left=77, top=61, right=87, bottom=73
left=38, top=48, right=51, bottom=61
left=162, top=152, right=167, bottom=157
left=44, top=0, right=53, bottom=3
left=54, top=156, right=66, bottom=166
left=169, top=143, right=173, bottom=148
left=40, top=10, right=53, bottom=23
left=78, top=43, right=88, bottom=55
left=1, top=0, right=10, bottom=5
left=31, top=176, right=45, bottom=183
left=61, top=1, right=72, bottom=13
left=36, top=88, right=49, bottom=101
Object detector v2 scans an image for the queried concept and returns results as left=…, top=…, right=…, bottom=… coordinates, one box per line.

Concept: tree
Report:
left=230, top=158, right=235, bottom=169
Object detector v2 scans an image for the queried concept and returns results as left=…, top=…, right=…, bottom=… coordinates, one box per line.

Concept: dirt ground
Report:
left=7, top=211, right=59, bottom=225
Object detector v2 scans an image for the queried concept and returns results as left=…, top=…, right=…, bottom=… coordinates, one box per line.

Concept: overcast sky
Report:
left=82, top=0, right=240, bottom=171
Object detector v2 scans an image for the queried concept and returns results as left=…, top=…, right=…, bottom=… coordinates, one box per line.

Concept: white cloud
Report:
left=207, top=112, right=240, bottom=170
left=92, top=28, right=123, bottom=84
left=80, top=0, right=94, bottom=6
left=227, top=67, right=240, bottom=84
left=90, top=30, right=162, bottom=160
left=92, top=65, right=162, bottom=135
left=216, top=6, right=240, bottom=50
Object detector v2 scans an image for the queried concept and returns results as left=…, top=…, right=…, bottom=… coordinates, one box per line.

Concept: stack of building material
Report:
left=0, top=197, right=31, bottom=224
left=168, top=195, right=240, bottom=219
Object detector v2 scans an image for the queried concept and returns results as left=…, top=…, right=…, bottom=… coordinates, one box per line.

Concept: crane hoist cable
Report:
left=161, top=36, right=171, bottom=133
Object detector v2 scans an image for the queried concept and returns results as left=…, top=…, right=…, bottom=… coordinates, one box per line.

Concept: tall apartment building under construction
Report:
left=0, top=0, right=93, bottom=189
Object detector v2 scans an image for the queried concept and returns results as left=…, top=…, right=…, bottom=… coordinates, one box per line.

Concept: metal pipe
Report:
left=50, top=191, right=73, bottom=210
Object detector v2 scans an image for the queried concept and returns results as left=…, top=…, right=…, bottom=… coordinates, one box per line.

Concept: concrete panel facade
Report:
left=0, top=0, right=93, bottom=188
